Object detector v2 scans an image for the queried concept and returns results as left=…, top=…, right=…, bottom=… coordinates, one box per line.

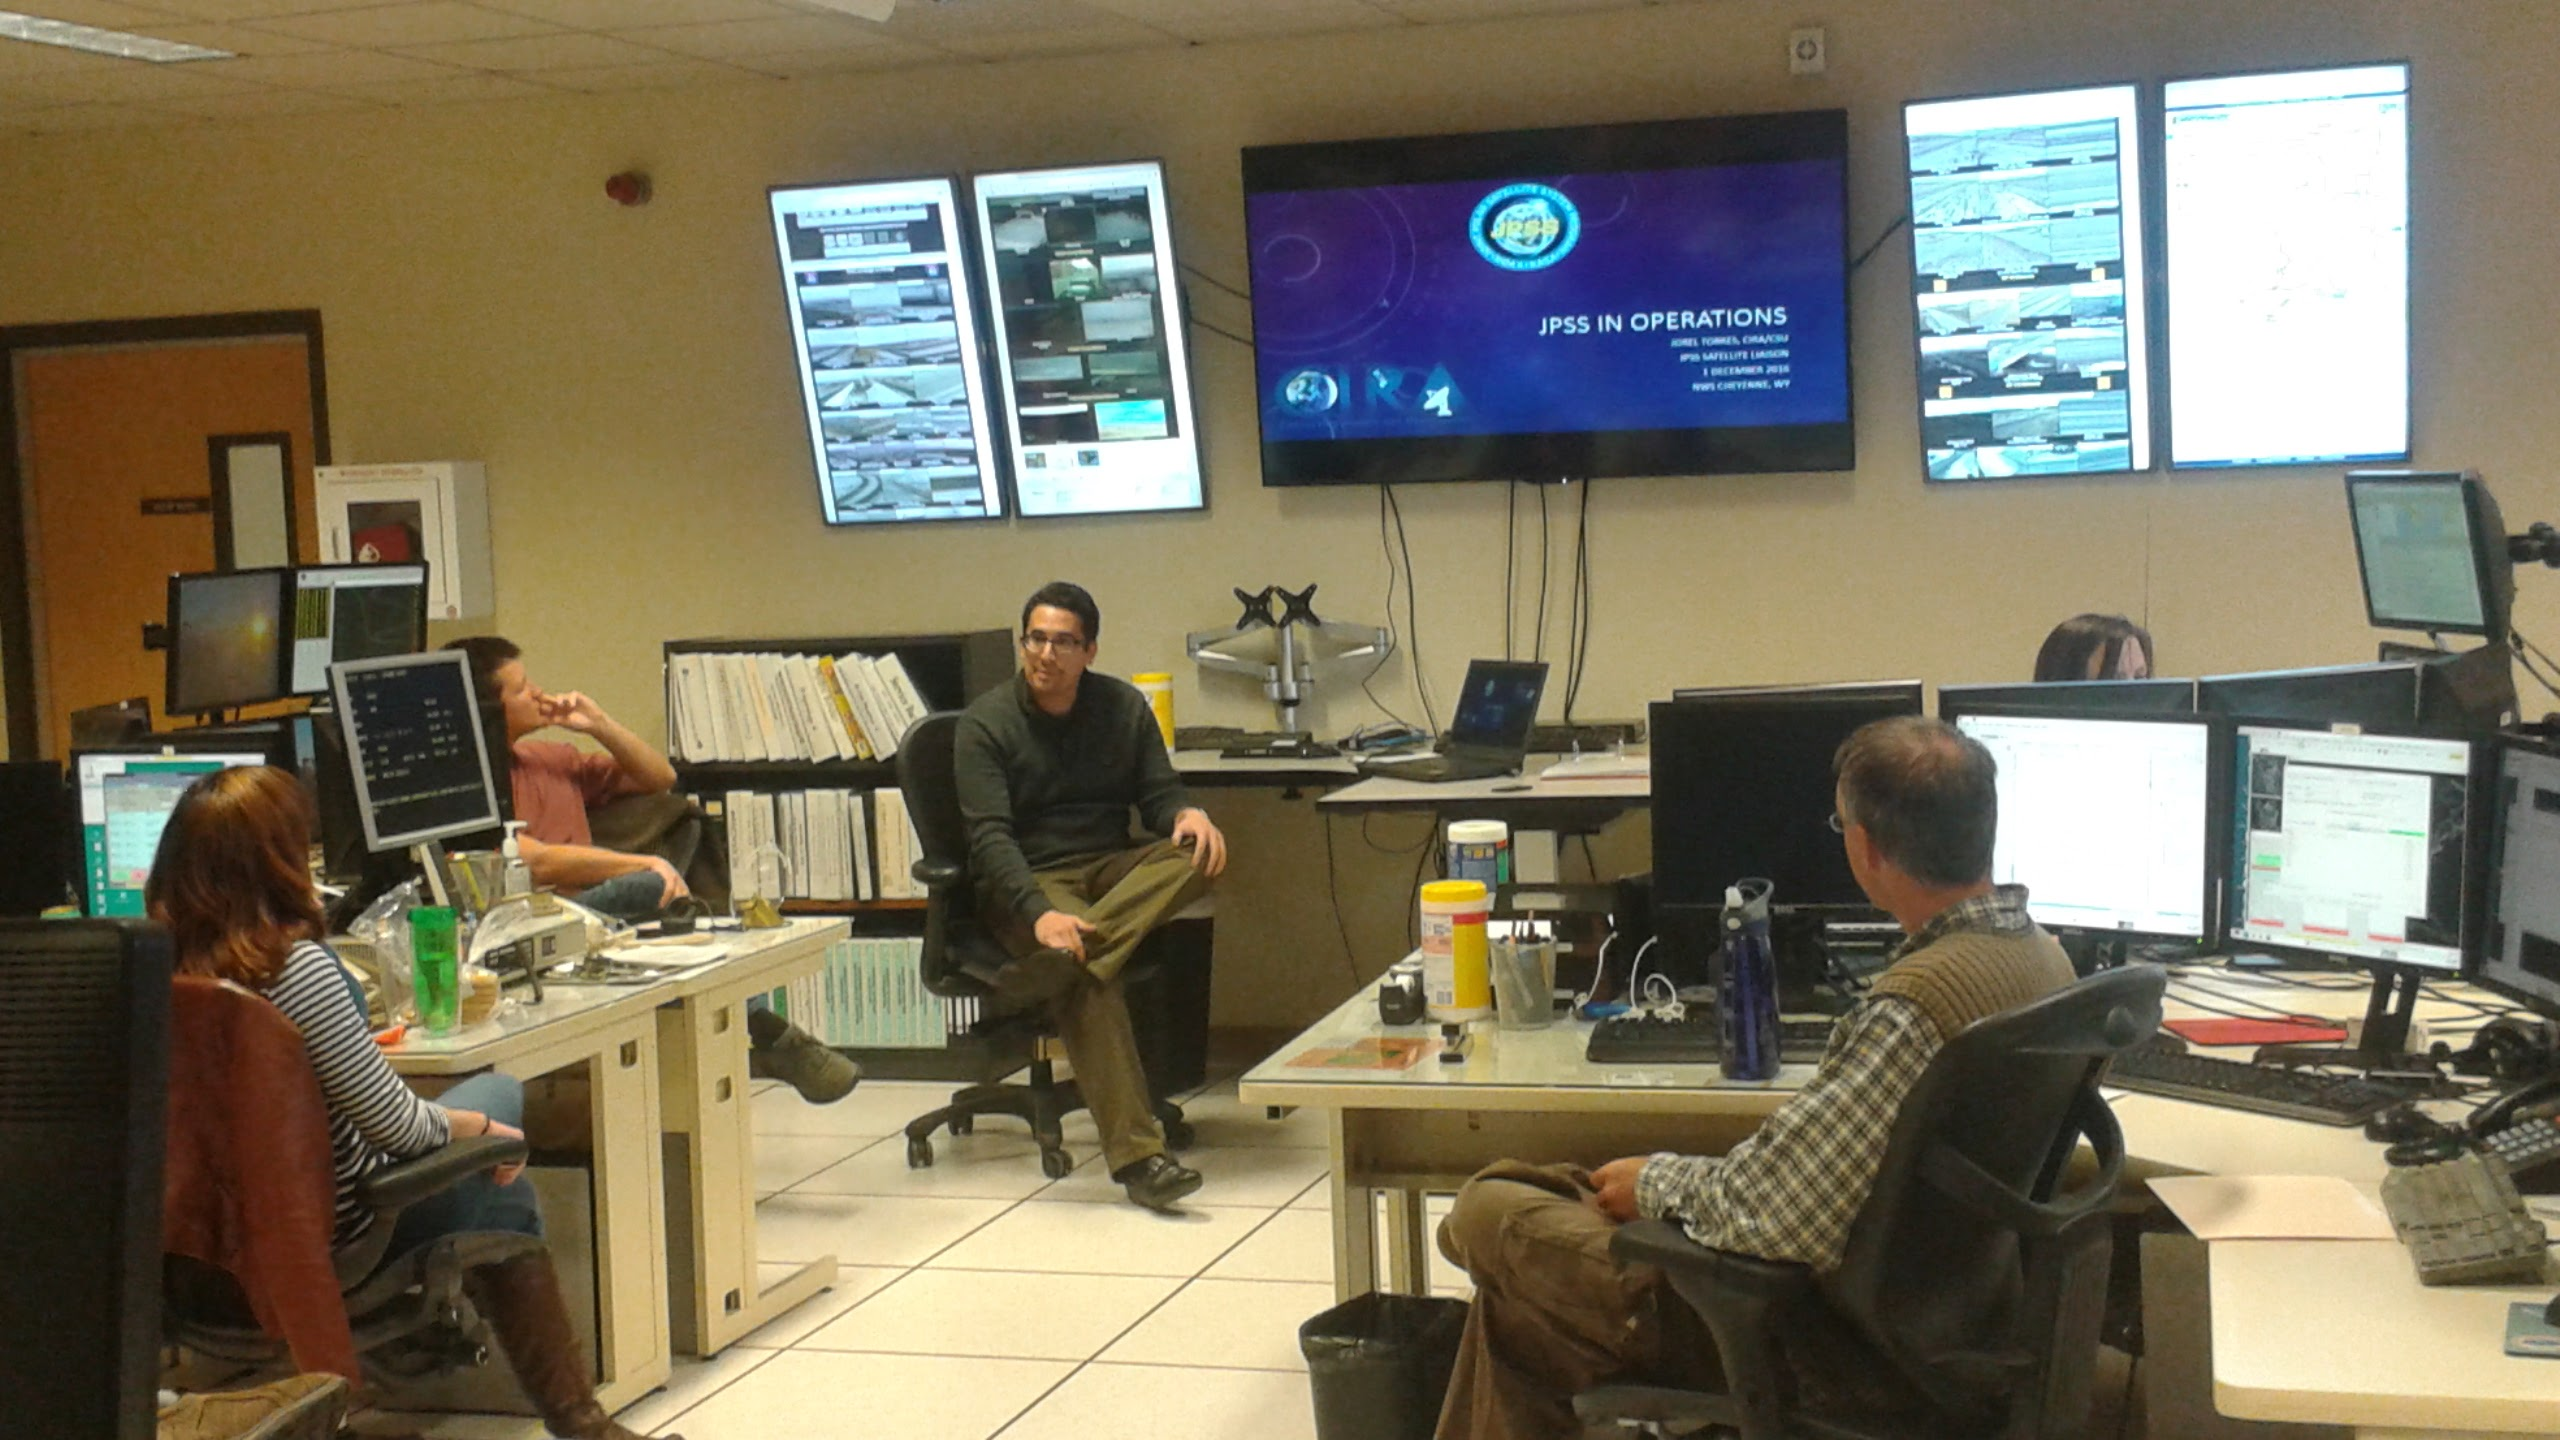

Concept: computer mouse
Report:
left=2365, top=1104, right=2441, bottom=1144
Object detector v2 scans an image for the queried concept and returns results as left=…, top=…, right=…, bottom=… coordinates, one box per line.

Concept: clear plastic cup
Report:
left=1490, top=935, right=1555, bottom=1031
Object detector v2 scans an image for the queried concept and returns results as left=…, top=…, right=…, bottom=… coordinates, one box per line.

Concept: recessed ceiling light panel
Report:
left=0, top=10, right=231, bottom=63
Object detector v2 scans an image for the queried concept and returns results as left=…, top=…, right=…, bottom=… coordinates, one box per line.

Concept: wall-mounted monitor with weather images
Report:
left=1904, top=84, right=2151, bottom=481
left=768, top=176, right=1005, bottom=525
left=971, top=159, right=1204, bottom=518
left=2163, top=63, right=2409, bottom=469
left=1241, top=109, right=1853, bottom=486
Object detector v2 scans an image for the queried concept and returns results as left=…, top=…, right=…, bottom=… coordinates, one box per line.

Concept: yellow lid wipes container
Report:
left=1132, top=672, right=1176, bottom=752
left=1419, top=879, right=1492, bottom=1023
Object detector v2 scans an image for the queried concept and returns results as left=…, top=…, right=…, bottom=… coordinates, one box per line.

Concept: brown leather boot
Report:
left=468, top=1253, right=680, bottom=1440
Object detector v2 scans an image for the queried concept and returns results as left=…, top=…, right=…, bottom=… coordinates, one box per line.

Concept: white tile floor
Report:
left=374, top=1069, right=1434, bottom=1440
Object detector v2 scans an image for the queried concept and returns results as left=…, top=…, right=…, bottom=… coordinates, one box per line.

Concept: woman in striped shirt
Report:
left=149, top=766, right=674, bottom=1440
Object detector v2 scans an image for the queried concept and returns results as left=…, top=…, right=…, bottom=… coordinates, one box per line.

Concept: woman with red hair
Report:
left=148, top=765, right=674, bottom=1440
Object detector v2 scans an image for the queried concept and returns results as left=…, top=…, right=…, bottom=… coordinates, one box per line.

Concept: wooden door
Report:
left=17, top=338, right=319, bottom=753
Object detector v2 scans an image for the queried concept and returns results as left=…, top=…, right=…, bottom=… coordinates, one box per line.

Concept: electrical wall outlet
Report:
left=1789, top=26, right=1826, bottom=76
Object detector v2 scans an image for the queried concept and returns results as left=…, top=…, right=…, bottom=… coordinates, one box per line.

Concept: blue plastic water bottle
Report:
left=1718, top=879, right=1780, bottom=1082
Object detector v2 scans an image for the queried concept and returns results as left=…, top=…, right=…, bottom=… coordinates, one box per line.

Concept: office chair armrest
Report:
left=356, top=1135, right=530, bottom=1215
left=1609, top=1218, right=1816, bottom=1297
left=911, top=857, right=964, bottom=891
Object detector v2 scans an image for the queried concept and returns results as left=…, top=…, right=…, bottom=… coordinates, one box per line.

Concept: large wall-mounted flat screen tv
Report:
left=970, top=159, right=1206, bottom=518
left=1241, top=109, right=1853, bottom=486
left=2162, top=62, right=2410, bottom=469
left=1904, top=84, right=2152, bottom=481
left=767, top=176, right=1006, bottom=525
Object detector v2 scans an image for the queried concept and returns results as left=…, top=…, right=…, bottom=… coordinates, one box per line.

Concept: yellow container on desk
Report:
left=1132, top=672, right=1175, bottom=752
left=1420, top=879, right=1492, bottom=1022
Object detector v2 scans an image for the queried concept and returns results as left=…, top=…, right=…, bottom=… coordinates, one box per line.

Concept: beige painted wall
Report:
left=6, top=0, right=2556, bottom=1025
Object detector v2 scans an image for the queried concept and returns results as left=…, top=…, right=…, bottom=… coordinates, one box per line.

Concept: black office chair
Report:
left=160, top=975, right=546, bottom=1389
left=895, top=710, right=1192, bottom=1179
left=1576, top=965, right=2166, bottom=1440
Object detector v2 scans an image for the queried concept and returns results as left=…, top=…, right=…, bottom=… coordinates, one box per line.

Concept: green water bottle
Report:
left=410, top=906, right=460, bottom=1036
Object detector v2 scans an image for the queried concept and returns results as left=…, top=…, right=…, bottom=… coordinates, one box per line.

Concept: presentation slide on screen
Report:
left=770, top=179, right=1004, bottom=525
left=1245, top=159, right=1848, bottom=443
left=2231, top=728, right=2467, bottom=970
left=973, top=161, right=1204, bottom=518
left=2164, top=64, right=2409, bottom=468
left=1904, top=85, right=2151, bottom=480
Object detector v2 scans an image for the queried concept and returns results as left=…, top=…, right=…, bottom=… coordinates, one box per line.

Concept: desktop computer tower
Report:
left=0, top=920, right=171, bottom=1440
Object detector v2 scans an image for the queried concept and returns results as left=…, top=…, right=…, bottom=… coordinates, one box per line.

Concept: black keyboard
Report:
left=1586, top=1011, right=1837, bottom=1065
left=2103, top=1040, right=2406, bottom=1126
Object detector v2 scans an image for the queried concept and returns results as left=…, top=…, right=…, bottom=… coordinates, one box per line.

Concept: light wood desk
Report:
left=651, top=918, right=845, bottom=1356
left=386, top=981, right=673, bottom=1413
left=1240, top=967, right=2559, bottom=1438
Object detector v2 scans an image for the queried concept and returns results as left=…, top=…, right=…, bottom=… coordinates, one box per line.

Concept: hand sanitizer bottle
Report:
left=500, top=821, right=532, bottom=898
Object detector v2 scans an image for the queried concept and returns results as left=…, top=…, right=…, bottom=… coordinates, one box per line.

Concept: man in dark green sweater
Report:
left=1434, top=715, right=2077, bottom=1440
left=955, top=581, right=1228, bottom=1211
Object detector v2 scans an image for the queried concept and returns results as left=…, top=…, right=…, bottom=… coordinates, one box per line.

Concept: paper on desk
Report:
left=596, top=940, right=731, bottom=970
left=2147, top=1175, right=2394, bottom=1241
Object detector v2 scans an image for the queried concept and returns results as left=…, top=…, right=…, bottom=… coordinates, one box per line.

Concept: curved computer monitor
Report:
left=2481, top=740, right=2560, bottom=1022
left=2346, top=469, right=2512, bottom=640
left=1951, top=708, right=2216, bottom=941
left=1938, top=677, right=2196, bottom=719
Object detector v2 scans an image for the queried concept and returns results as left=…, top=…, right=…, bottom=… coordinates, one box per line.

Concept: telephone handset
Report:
left=2468, top=1075, right=2560, bottom=1195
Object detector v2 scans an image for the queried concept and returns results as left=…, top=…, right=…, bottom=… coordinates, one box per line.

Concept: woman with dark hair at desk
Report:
left=2034, top=613, right=2154, bottom=682
left=148, top=766, right=677, bottom=1440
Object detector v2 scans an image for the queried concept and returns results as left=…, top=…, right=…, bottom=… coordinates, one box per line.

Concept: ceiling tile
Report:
left=620, top=14, right=884, bottom=59
left=396, top=30, right=675, bottom=69
left=878, top=0, right=1147, bottom=38
left=1113, top=0, right=1402, bottom=42
left=474, top=0, right=798, bottom=27
left=19, top=99, right=190, bottom=129
left=3, top=0, right=194, bottom=27
left=123, top=0, right=386, bottom=18
left=127, top=21, right=342, bottom=55
left=0, top=40, right=126, bottom=79
left=194, top=46, right=470, bottom=85
left=322, top=67, right=554, bottom=103
left=243, top=3, right=565, bottom=48
left=731, top=35, right=943, bottom=74
left=167, top=86, right=381, bottom=117
left=1372, top=0, right=1639, bottom=18
left=535, top=55, right=762, bottom=90
left=927, top=18, right=1169, bottom=59
left=0, top=60, right=256, bottom=101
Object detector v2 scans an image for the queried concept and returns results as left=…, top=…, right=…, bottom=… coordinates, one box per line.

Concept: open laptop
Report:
left=1357, top=660, right=1549, bottom=783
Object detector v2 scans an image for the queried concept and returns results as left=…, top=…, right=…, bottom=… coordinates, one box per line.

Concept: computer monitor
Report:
left=1649, top=683, right=1925, bottom=912
left=2197, top=660, right=2423, bottom=731
left=1447, top=659, right=1549, bottom=752
left=2228, top=724, right=2478, bottom=1053
left=165, top=568, right=291, bottom=717
left=1937, top=677, right=2197, bottom=718
left=72, top=746, right=271, bottom=917
left=2345, top=470, right=2514, bottom=640
left=1952, top=711, right=2214, bottom=940
left=0, top=919, right=169, bottom=1440
left=288, top=563, right=429, bottom=694
left=0, top=761, right=74, bottom=917
left=327, top=651, right=503, bottom=856
left=1669, top=678, right=1925, bottom=709
left=2480, top=741, right=2560, bottom=1022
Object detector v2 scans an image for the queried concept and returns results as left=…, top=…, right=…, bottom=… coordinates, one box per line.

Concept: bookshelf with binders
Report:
left=664, top=628, right=1014, bottom=1079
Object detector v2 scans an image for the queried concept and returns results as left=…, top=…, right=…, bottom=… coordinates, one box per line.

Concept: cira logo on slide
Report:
left=1469, top=183, right=1579, bottom=271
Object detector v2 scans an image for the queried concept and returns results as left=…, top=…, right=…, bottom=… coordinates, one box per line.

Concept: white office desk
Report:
left=1316, top=753, right=1651, bottom=834
left=386, top=980, right=673, bottom=1412
left=650, top=918, right=845, bottom=1355
left=1241, top=964, right=2557, bottom=1437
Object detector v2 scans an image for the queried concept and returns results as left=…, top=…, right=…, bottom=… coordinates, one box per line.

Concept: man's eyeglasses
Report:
left=1021, top=630, right=1088, bottom=655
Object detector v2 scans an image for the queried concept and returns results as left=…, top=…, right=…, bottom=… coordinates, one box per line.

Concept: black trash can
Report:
left=1299, top=1291, right=1470, bottom=1440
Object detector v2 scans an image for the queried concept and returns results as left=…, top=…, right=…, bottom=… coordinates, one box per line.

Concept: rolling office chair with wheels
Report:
left=1576, top=965, right=2165, bottom=1440
left=160, top=974, right=544, bottom=1389
left=895, top=710, right=1192, bottom=1179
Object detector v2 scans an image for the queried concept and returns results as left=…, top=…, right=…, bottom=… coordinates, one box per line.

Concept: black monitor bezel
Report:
left=2343, top=469, right=2510, bottom=639
left=2475, top=736, right=2560, bottom=1023
left=1947, top=704, right=2223, bottom=942
left=1241, top=108, right=1855, bottom=486
left=1670, top=678, right=1925, bottom=709
left=2196, top=660, right=2425, bottom=731
left=285, top=561, right=433, bottom=696
left=2220, top=718, right=2484, bottom=978
left=163, top=567, right=294, bottom=717
left=1937, top=676, right=2197, bottom=719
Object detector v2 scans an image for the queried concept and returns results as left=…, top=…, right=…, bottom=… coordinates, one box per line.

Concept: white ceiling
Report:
left=0, top=0, right=1656, bottom=133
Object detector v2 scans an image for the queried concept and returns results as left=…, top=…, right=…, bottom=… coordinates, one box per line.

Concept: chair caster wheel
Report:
left=948, top=1114, right=973, bottom=1136
left=907, top=1136, right=934, bottom=1169
left=1040, top=1147, right=1074, bottom=1180
left=1163, top=1120, right=1196, bottom=1151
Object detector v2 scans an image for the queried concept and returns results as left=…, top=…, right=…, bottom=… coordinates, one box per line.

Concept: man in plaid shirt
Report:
left=1433, top=716, right=2075, bottom=1440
